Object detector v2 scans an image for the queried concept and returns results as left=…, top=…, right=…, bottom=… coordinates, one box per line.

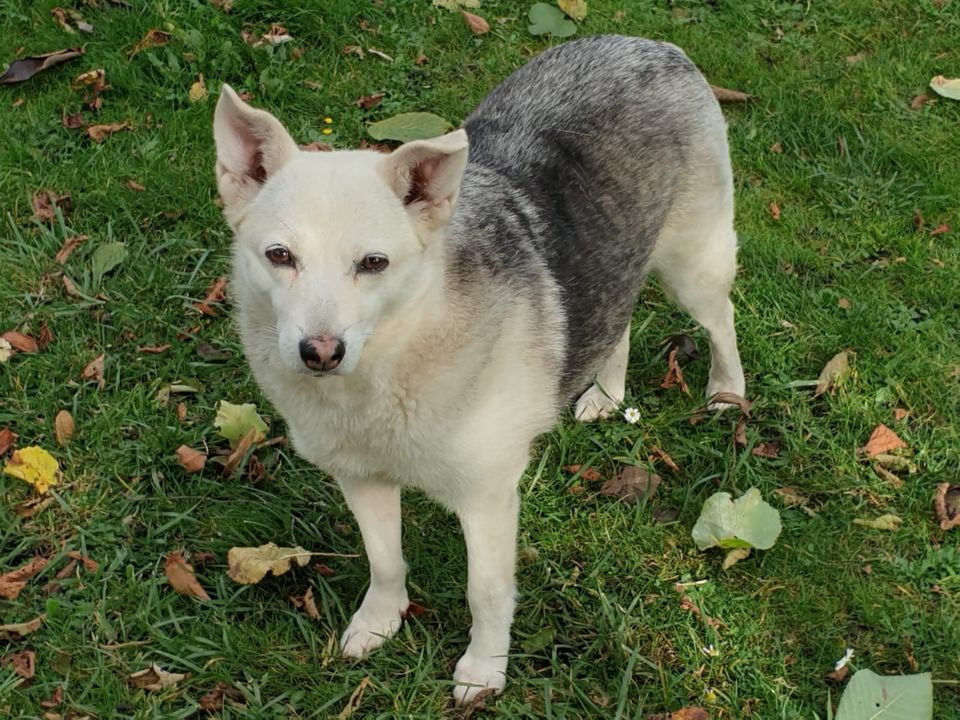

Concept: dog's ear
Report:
left=379, top=129, right=469, bottom=230
left=213, top=84, right=298, bottom=223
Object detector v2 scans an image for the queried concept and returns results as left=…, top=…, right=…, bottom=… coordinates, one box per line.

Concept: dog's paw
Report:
left=452, top=651, right=507, bottom=705
left=340, top=606, right=404, bottom=659
left=574, top=384, right=621, bottom=422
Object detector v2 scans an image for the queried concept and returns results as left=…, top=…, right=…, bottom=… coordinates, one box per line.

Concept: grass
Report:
left=1, top=0, right=958, bottom=717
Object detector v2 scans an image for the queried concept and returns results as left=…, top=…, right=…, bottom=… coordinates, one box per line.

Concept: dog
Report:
left=213, top=34, right=745, bottom=704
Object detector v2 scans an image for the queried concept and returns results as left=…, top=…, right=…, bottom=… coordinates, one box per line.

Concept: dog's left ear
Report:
left=379, top=129, right=469, bottom=231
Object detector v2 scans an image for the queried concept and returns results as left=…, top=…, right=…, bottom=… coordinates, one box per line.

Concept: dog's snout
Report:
left=299, top=335, right=346, bottom=372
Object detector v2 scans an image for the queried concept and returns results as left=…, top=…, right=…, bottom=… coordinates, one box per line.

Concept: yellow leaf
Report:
left=227, top=542, right=311, bottom=584
left=3, top=446, right=59, bottom=493
left=558, top=0, right=588, bottom=21
left=189, top=74, right=208, bottom=103
left=723, top=546, right=751, bottom=569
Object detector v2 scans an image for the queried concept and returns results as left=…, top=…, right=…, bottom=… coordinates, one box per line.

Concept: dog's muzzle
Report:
left=299, top=334, right=346, bottom=372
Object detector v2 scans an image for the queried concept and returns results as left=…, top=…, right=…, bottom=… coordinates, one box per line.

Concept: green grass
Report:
left=2, top=0, right=959, bottom=717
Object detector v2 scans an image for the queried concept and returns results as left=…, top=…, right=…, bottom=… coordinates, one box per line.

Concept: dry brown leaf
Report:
left=461, top=10, right=490, bottom=34
left=128, top=29, right=171, bottom=58
left=415, top=53, right=428, bottom=65
left=62, top=275, right=82, bottom=297
left=860, top=423, right=907, bottom=457
left=0, top=47, right=84, bottom=85
left=193, top=275, right=228, bottom=316
left=56, top=234, right=87, bottom=263
left=0, top=427, right=17, bottom=456
left=0, top=556, right=51, bottom=600
left=54, top=559, right=78, bottom=581
left=752, top=440, right=782, bottom=459
left=176, top=402, right=187, bottom=422
left=893, top=407, right=909, bottom=421
left=290, top=586, right=321, bottom=620
left=562, top=464, right=602, bottom=483
left=62, top=110, right=85, bottom=129
left=210, top=0, right=234, bottom=9
left=0, top=615, right=45, bottom=640
left=910, top=93, right=929, bottom=110
left=54, top=410, right=74, bottom=445
left=66, top=551, right=99, bottom=573
left=36, top=324, right=53, bottom=349
left=199, top=682, right=245, bottom=711
left=32, top=190, right=72, bottom=223
left=0, top=650, right=36, bottom=679
left=221, top=427, right=257, bottom=477
left=227, top=542, right=311, bottom=584
left=164, top=551, right=211, bottom=600
left=87, top=121, right=131, bottom=143
left=660, top=347, right=689, bottom=394
left=599, top=466, right=661, bottom=503
left=934, top=483, right=960, bottom=531
left=354, top=92, right=385, bottom=109
left=81, top=353, right=105, bottom=388
left=176, top=445, right=206, bottom=474
left=13, top=496, right=54, bottom=519
left=300, top=141, right=333, bottom=152
left=930, top=223, right=950, bottom=236
left=40, top=685, right=63, bottom=709
left=733, top=416, right=748, bottom=447
left=873, top=463, right=903, bottom=488
left=769, top=201, right=782, bottom=220
left=814, top=350, right=850, bottom=398
left=125, top=179, right=146, bottom=191
left=649, top=446, right=680, bottom=473
left=51, top=7, right=74, bottom=33
left=137, top=343, right=172, bottom=354
left=2, top=330, right=38, bottom=353
left=837, top=297, right=852, bottom=309
left=128, top=663, right=188, bottom=691
left=710, top=392, right=752, bottom=416
left=243, top=24, right=293, bottom=48
left=648, top=707, right=710, bottom=720
left=710, top=85, right=751, bottom=102
left=827, top=664, right=850, bottom=683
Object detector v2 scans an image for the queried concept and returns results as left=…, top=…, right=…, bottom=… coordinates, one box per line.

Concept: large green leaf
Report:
left=692, top=487, right=782, bottom=551
left=527, top=3, right=577, bottom=37
left=367, top=112, right=451, bottom=142
left=214, top=400, right=268, bottom=447
left=835, top=670, right=932, bottom=720
left=91, top=241, right=127, bottom=287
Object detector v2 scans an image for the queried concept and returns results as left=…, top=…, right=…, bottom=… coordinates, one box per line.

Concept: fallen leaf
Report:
left=215, top=401, right=268, bottom=447
left=0, top=650, right=36, bottom=679
left=528, top=2, right=577, bottom=37
left=51, top=8, right=75, bottom=34
left=62, top=275, right=82, bottom=297
left=692, top=487, right=782, bottom=551
left=3, top=447, right=59, bottom=494
left=220, top=427, right=258, bottom=476
left=176, top=445, right=206, bottom=474
left=125, top=179, right=146, bottom=191
left=845, top=52, right=866, bottom=65
left=210, top=0, right=234, bottom=9
left=54, top=410, right=74, bottom=445
left=155, top=382, right=200, bottom=405
left=893, top=407, right=909, bottom=421
left=910, top=93, right=930, bottom=110
left=0, top=427, right=16, bottom=455
left=164, top=551, right=211, bottom=600
left=751, top=440, right=782, bottom=459
left=648, top=708, right=709, bottom=720
left=32, top=190, right=72, bottom=223
left=433, top=0, right=480, bottom=8
left=354, top=92, right=385, bottom=110
left=55, top=234, right=87, bottom=263
left=40, top=685, right=63, bottom=709
left=13, top=496, right=54, bottom=519
left=461, top=10, right=490, bottom=34
left=87, top=121, right=131, bottom=143
left=199, top=682, right=245, bottom=711
left=128, top=664, right=188, bottom=691
left=930, top=223, right=949, bottom=236
left=0, top=557, right=51, bottom=600
left=664, top=333, right=699, bottom=364
left=558, top=0, right=588, bottom=21
left=652, top=506, right=679, bottom=524
left=227, top=542, right=311, bottom=584
left=929, top=75, right=960, bottom=101
left=2, top=330, right=38, bottom=353
left=814, top=350, right=850, bottom=398
left=36, top=324, right=53, bottom=349
left=649, top=446, right=680, bottom=473
left=188, top=74, right=207, bottom=103
left=341, top=44, right=365, bottom=58
left=193, top=275, right=228, bottom=316
left=62, top=110, right=85, bottom=129
left=0, top=338, right=13, bottom=363
left=853, top=514, right=902, bottom=531
left=562, top=464, right=602, bottom=483
left=838, top=297, right=852, bottom=309
left=934, top=483, right=960, bottom=531
left=137, top=343, right=172, bottom=354
left=834, top=669, right=931, bottom=719
left=521, top=626, right=555, bottom=654
left=0, top=47, right=84, bottom=85
left=93, top=242, right=128, bottom=284
left=314, top=562, right=335, bottom=576
left=599, top=466, right=661, bottom=503
left=860, top=423, right=907, bottom=457
left=0, top=615, right=45, bottom=640
left=723, top=546, right=751, bottom=569
left=827, top=664, right=850, bottom=683
left=768, top=201, right=781, bottom=220
left=367, top=48, right=394, bottom=62
left=128, top=29, right=171, bottom=58
left=242, top=23, right=293, bottom=48
left=290, top=586, right=320, bottom=620
left=81, top=353, right=105, bottom=388
left=873, top=453, right=916, bottom=474
left=300, top=140, right=333, bottom=152
left=873, top=463, right=903, bottom=488
left=709, top=392, right=752, bottom=415
left=367, top=112, right=451, bottom=142
left=66, top=551, right=99, bottom=573
left=710, top=85, right=752, bottom=102
left=660, top=347, right=689, bottom=394
left=415, top=53, right=428, bottom=65
left=338, top=676, right=373, bottom=719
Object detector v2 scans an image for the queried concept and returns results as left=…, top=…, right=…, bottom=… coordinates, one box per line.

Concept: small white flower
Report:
left=834, top=647, right=855, bottom=671
left=701, top=644, right=720, bottom=658
left=623, top=407, right=640, bottom=424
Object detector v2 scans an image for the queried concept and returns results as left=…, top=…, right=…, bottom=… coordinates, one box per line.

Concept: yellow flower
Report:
left=3, top=446, right=59, bottom=494
left=323, top=117, right=333, bottom=124
left=322, top=128, right=333, bottom=135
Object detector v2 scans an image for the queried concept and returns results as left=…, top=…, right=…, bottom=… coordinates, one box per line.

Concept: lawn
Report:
left=1, top=0, right=959, bottom=717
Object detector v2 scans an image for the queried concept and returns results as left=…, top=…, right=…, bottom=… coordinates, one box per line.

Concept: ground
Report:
left=1, top=0, right=958, bottom=718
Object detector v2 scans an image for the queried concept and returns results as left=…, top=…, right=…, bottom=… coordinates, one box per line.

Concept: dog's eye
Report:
left=358, top=253, right=389, bottom=274
left=265, top=245, right=294, bottom=267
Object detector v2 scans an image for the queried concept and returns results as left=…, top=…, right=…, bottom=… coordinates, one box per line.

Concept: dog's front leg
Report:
left=452, top=488, right=519, bottom=704
left=338, top=478, right=409, bottom=659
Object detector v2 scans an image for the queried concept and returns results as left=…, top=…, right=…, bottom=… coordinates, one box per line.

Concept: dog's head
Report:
left=213, top=84, right=468, bottom=376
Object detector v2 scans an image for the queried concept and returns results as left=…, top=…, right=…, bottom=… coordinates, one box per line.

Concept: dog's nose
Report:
left=299, top=334, right=346, bottom=372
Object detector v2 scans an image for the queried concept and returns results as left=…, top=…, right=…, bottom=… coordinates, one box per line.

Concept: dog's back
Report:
left=453, top=36, right=731, bottom=400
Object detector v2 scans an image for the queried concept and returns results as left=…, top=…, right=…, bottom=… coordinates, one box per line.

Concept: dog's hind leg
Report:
left=649, top=213, right=746, bottom=406
left=338, top=478, right=409, bottom=659
left=574, top=323, right=630, bottom=422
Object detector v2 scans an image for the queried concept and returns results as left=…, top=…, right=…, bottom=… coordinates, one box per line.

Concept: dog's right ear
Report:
left=213, top=84, right=298, bottom=224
